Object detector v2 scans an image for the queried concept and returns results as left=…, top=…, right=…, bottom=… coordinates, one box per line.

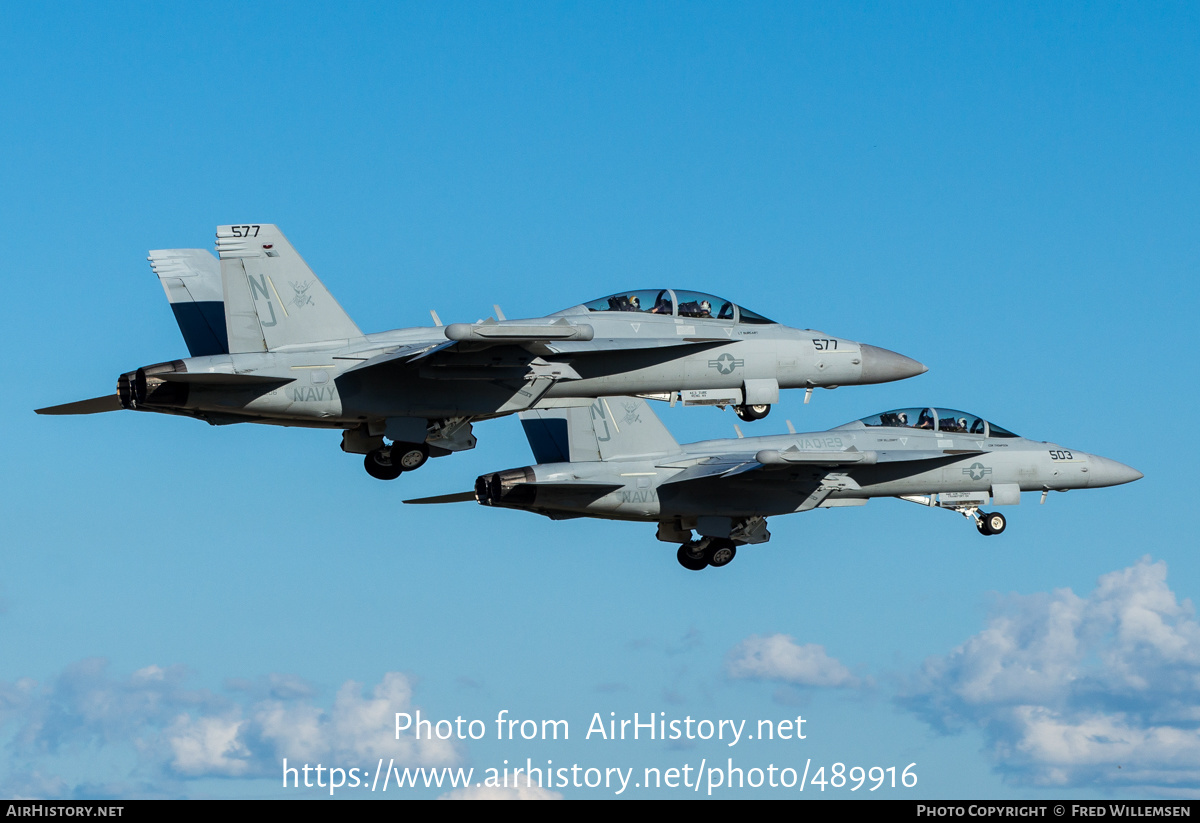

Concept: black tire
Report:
left=393, top=442, right=429, bottom=471
left=704, top=540, right=737, bottom=568
left=976, top=515, right=992, bottom=535
left=364, top=449, right=403, bottom=481
left=677, top=543, right=709, bottom=571
left=735, top=404, right=770, bottom=421
left=984, top=511, right=1006, bottom=535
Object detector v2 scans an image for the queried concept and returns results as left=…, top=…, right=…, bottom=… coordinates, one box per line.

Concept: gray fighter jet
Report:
left=36, top=224, right=926, bottom=478
left=406, top=398, right=1142, bottom=569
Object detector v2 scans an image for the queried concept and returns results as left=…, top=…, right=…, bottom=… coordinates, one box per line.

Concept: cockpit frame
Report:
left=581, top=289, right=776, bottom=324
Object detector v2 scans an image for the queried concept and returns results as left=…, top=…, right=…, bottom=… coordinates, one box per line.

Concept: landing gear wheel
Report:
left=735, top=404, right=771, bottom=421
left=677, top=543, right=709, bottom=571
left=364, top=449, right=403, bottom=480
left=983, top=511, right=1006, bottom=535
left=704, top=539, right=737, bottom=568
left=976, top=515, right=992, bottom=535
left=393, top=442, right=429, bottom=471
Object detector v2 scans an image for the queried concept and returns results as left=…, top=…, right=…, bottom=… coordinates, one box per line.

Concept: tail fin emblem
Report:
left=289, top=280, right=314, bottom=309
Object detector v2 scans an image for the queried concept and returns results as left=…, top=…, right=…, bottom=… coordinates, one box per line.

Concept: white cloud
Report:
left=242, top=671, right=456, bottom=767
left=726, top=634, right=860, bottom=688
left=167, top=714, right=249, bottom=776
left=901, top=557, right=1200, bottom=791
left=0, top=661, right=458, bottom=796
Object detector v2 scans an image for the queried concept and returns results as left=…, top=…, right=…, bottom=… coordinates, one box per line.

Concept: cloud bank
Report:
left=0, top=661, right=456, bottom=797
left=900, top=557, right=1200, bottom=792
left=726, top=634, right=861, bottom=688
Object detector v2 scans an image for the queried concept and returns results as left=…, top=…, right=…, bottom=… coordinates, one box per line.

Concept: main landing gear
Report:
left=676, top=538, right=738, bottom=571
left=734, top=404, right=771, bottom=421
left=364, top=442, right=429, bottom=480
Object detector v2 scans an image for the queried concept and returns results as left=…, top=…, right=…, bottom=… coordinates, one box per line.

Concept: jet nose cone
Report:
left=1087, top=456, right=1144, bottom=488
left=858, top=345, right=928, bottom=385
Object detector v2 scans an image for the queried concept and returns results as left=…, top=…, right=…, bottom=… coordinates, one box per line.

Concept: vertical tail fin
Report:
left=518, top=397, right=681, bottom=463
left=149, top=249, right=228, bottom=356
left=216, top=224, right=364, bottom=352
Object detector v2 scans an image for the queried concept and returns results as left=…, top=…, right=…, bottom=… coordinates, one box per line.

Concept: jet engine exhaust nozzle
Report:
left=117, top=360, right=189, bottom=411
left=475, top=467, right=537, bottom=508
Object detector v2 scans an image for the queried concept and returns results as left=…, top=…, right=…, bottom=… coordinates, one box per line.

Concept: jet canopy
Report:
left=840, top=408, right=1019, bottom=438
left=578, top=289, right=776, bottom=324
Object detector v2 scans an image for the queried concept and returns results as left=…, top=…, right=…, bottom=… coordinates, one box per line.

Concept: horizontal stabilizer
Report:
left=36, top=395, right=122, bottom=415
left=403, top=491, right=477, bottom=505
left=153, top=372, right=294, bottom=386
left=525, top=480, right=623, bottom=490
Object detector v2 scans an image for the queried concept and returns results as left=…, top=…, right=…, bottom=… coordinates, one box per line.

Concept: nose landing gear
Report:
left=975, top=511, right=1006, bottom=535
left=735, top=404, right=771, bottom=421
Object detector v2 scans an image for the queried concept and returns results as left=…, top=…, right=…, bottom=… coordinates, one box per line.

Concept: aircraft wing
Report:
left=658, top=455, right=764, bottom=484
left=658, top=447, right=985, bottom=485
left=754, top=447, right=985, bottom=466
left=404, top=481, right=622, bottom=506
left=343, top=331, right=730, bottom=383
left=541, top=336, right=732, bottom=353
left=339, top=340, right=459, bottom=374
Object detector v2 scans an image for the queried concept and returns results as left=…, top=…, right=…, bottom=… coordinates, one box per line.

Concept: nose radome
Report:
left=858, top=345, right=928, bottom=385
left=1087, top=456, right=1144, bottom=488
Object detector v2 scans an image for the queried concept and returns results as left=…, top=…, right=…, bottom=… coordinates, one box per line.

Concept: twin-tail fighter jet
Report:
left=36, top=224, right=927, bottom=478
left=405, top=398, right=1142, bottom=570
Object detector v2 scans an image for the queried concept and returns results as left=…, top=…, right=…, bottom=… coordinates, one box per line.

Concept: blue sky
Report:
left=1, top=2, right=1196, bottom=799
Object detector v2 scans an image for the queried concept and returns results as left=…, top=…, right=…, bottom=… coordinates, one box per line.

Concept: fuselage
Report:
left=118, top=307, right=924, bottom=427
left=477, top=420, right=1141, bottom=523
